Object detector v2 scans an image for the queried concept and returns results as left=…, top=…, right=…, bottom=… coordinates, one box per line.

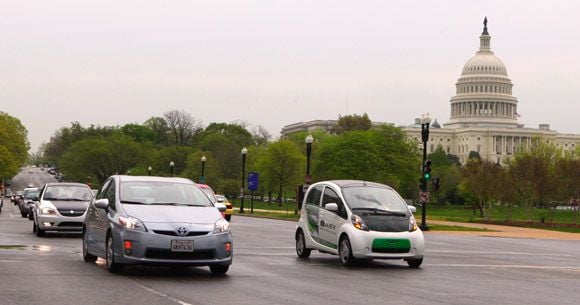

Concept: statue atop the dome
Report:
left=482, top=16, right=489, bottom=35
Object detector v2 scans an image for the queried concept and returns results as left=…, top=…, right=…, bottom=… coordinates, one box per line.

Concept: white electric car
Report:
left=295, top=180, right=425, bottom=267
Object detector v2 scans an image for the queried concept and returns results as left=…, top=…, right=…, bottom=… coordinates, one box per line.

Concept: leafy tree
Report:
left=0, top=112, right=29, bottom=179
left=460, top=158, right=504, bottom=219
left=59, top=134, right=144, bottom=183
left=506, top=139, right=560, bottom=221
left=120, top=123, right=156, bottom=143
left=144, top=116, right=170, bottom=146
left=314, top=126, right=419, bottom=198
left=427, top=146, right=462, bottom=205
left=256, top=140, right=304, bottom=205
left=335, top=113, right=372, bottom=134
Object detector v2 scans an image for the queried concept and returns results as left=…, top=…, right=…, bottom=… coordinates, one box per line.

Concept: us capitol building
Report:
left=281, top=19, right=580, bottom=164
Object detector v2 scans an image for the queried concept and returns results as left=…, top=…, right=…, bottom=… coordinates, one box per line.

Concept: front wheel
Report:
left=295, top=230, right=311, bottom=258
left=82, top=230, right=98, bottom=263
left=339, top=236, right=355, bottom=266
left=406, top=258, right=423, bottom=268
left=34, top=221, right=45, bottom=237
left=106, top=234, right=124, bottom=273
left=209, top=264, right=229, bottom=275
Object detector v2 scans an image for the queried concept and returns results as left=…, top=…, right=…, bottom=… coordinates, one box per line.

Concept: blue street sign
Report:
left=248, top=172, right=259, bottom=191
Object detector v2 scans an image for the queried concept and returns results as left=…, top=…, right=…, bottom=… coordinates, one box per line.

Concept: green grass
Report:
left=427, top=224, right=492, bottom=232
left=234, top=210, right=300, bottom=221
left=231, top=199, right=299, bottom=212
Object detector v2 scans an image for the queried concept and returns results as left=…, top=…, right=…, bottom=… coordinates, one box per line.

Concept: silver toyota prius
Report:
left=82, top=175, right=232, bottom=275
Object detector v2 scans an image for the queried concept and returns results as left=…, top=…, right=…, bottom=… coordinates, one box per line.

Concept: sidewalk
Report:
left=427, top=220, right=580, bottom=240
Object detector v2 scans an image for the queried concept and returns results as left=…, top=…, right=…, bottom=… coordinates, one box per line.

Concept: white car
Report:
left=33, top=182, right=93, bottom=236
left=295, top=180, right=425, bottom=267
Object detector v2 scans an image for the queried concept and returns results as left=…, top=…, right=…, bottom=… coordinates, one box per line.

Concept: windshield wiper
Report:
left=351, top=208, right=407, bottom=217
left=120, top=200, right=145, bottom=205
left=150, top=202, right=207, bottom=207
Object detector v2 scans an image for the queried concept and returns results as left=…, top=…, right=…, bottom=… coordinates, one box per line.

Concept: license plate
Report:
left=171, top=240, right=194, bottom=252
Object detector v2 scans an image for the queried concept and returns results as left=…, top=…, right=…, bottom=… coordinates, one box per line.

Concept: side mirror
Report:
left=217, top=197, right=225, bottom=203
left=214, top=202, right=227, bottom=213
left=94, top=198, right=109, bottom=209
left=408, top=205, right=417, bottom=213
left=324, top=203, right=338, bottom=212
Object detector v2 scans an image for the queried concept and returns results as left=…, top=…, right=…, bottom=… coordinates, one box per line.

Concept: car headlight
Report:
left=119, top=216, right=147, bottom=232
left=409, top=215, right=418, bottom=232
left=351, top=214, right=369, bottom=231
left=41, top=207, right=56, bottom=215
left=213, top=218, right=230, bottom=234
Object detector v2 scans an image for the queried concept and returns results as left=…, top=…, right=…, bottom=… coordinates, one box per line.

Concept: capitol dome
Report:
left=445, top=18, right=519, bottom=129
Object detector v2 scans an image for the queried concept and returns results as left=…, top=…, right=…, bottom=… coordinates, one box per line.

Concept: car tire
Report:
left=209, top=264, right=229, bottom=275
left=339, top=236, right=355, bottom=266
left=106, top=234, right=124, bottom=273
left=34, top=221, right=45, bottom=237
left=21, top=211, right=27, bottom=218
left=295, top=230, right=311, bottom=259
left=406, top=258, right=423, bottom=268
left=225, top=215, right=231, bottom=221
left=82, top=230, right=98, bottom=263
left=28, top=211, right=34, bottom=220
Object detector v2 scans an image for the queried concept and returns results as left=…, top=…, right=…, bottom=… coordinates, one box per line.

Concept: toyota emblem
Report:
left=176, top=227, right=189, bottom=237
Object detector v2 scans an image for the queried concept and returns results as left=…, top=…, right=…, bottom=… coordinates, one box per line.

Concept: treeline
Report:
left=36, top=111, right=420, bottom=202
left=430, top=142, right=579, bottom=223
left=35, top=110, right=580, bottom=219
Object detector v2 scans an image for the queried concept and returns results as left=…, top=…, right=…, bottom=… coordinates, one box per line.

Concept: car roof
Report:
left=313, top=180, right=393, bottom=190
left=116, top=175, right=195, bottom=184
left=45, top=182, right=90, bottom=188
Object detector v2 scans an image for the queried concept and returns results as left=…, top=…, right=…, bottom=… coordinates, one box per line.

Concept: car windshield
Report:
left=23, top=190, right=39, bottom=199
left=120, top=181, right=213, bottom=207
left=44, top=185, right=93, bottom=201
left=342, top=186, right=409, bottom=214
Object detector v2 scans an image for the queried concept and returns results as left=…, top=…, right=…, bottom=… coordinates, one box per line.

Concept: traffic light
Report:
left=423, top=159, right=432, bottom=181
left=431, top=178, right=440, bottom=191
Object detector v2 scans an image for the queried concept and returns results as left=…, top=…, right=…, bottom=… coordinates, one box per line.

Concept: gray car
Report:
left=82, top=175, right=232, bottom=275
left=33, top=183, right=93, bottom=236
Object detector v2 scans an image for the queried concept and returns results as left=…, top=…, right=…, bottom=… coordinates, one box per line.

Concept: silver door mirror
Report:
left=94, top=198, right=109, bottom=209
left=408, top=205, right=417, bottom=213
left=215, top=202, right=227, bottom=212
left=324, top=203, right=338, bottom=212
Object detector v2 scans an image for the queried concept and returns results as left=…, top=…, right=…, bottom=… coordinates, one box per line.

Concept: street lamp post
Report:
left=148, top=166, right=152, bottom=176
left=305, top=135, right=313, bottom=184
left=420, top=113, right=431, bottom=231
left=240, top=147, right=247, bottom=214
left=169, top=161, right=175, bottom=177
left=200, top=155, right=206, bottom=183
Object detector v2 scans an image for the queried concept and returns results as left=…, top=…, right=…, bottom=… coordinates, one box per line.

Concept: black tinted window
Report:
left=322, top=187, right=347, bottom=219
left=305, top=185, right=323, bottom=207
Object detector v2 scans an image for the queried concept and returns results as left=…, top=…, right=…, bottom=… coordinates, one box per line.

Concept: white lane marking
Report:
left=427, top=264, right=580, bottom=271
left=427, top=250, right=573, bottom=257
left=132, top=280, right=193, bottom=305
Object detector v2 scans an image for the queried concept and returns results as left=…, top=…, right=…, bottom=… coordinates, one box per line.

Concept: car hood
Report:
left=122, top=205, right=221, bottom=224
left=45, top=200, right=90, bottom=211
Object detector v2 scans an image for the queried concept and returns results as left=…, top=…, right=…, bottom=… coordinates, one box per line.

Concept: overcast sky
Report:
left=2, top=0, right=580, bottom=152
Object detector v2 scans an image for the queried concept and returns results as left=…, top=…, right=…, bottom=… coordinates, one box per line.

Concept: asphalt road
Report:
left=8, top=166, right=58, bottom=192
left=1, top=198, right=579, bottom=305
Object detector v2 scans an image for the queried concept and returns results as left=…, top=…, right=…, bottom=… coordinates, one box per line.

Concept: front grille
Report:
left=145, top=248, right=215, bottom=260
left=152, top=230, right=210, bottom=237
left=56, top=209, right=85, bottom=217
left=57, top=222, right=83, bottom=228
left=371, top=239, right=410, bottom=254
